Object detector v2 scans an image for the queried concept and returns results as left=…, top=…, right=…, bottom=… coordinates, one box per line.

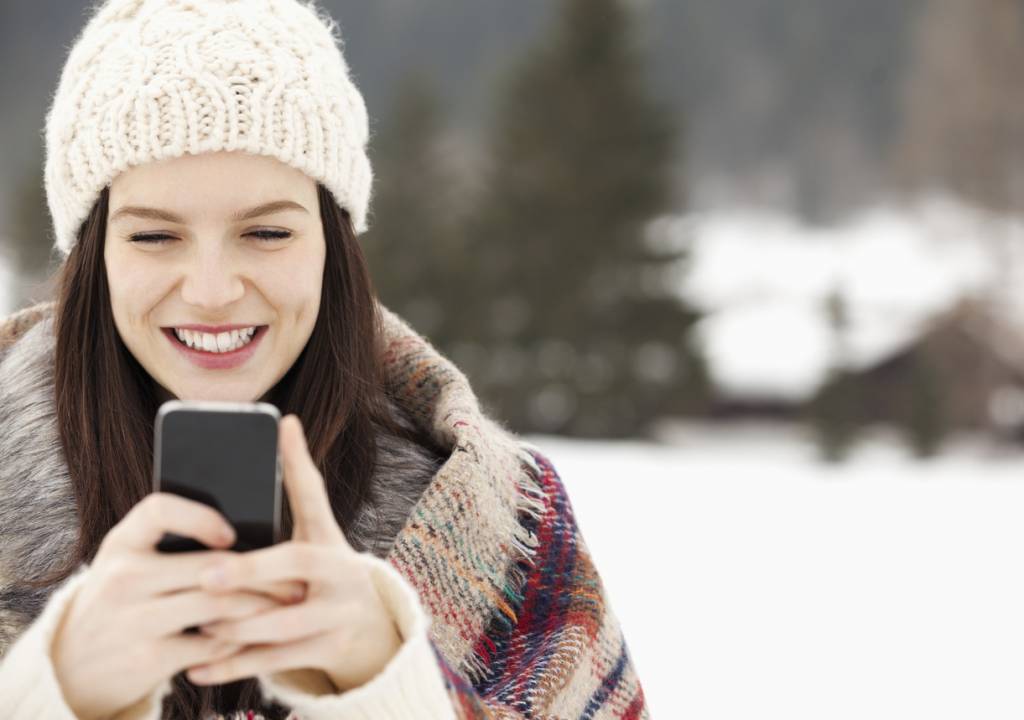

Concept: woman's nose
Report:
left=179, top=250, right=245, bottom=310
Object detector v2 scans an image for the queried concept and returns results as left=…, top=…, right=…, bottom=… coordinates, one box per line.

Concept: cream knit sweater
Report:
left=0, top=554, right=453, bottom=719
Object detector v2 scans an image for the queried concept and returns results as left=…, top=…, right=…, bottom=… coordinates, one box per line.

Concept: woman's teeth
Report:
left=173, top=327, right=257, bottom=353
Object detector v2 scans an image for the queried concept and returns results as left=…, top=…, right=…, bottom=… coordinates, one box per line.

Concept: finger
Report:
left=159, top=632, right=245, bottom=681
left=280, top=415, right=345, bottom=544
left=198, top=542, right=340, bottom=592
left=145, top=588, right=282, bottom=637
left=200, top=599, right=338, bottom=645
left=101, top=545, right=310, bottom=602
left=251, top=579, right=308, bottom=605
left=187, top=637, right=320, bottom=686
left=202, top=578, right=308, bottom=605
left=228, top=580, right=308, bottom=606
left=102, top=492, right=235, bottom=555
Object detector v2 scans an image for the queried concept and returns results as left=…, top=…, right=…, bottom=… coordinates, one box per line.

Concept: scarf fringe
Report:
left=461, top=443, right=551, bottom=684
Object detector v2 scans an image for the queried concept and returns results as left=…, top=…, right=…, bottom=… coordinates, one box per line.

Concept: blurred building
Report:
left=850, top=297, right=1024, bottom=443
left=669, top=195, right=1024, bottom=444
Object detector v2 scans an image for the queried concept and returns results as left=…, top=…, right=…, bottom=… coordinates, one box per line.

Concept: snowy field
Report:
left=525, top=423, right=1024, bottom=719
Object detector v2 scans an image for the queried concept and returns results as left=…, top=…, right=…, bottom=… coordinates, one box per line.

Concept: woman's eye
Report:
left=248, top=230, right=292, bottom=241
left=128, top=230, right=292, bottom=244
left=128, top=233, right=174, bottom=244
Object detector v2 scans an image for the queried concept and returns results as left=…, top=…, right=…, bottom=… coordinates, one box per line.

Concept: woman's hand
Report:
left=186, top=414, right=404, bottom=692
left=51, top=493, right=306, bottom=720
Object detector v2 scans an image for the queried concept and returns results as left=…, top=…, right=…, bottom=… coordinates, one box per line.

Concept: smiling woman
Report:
left=0, top=0, right=649, bottom=718
left=102, top=151, right=327, bottom=404
left=0, top=168, right=398, bottom=717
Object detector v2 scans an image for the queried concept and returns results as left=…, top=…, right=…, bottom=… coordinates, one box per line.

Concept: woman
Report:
left=0, top=1, right=649, bottom=719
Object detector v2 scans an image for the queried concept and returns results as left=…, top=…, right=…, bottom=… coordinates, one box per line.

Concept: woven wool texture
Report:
left=0, top=302, right=650, bottom=719
left=43, top=0, right=374, bottom=258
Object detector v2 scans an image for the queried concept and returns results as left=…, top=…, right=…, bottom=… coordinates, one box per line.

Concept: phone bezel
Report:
left=152, top=399, right=283, bottom=546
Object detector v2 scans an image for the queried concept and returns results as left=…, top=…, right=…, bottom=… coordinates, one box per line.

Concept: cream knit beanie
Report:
left=43, top=0, right=374, bottom=259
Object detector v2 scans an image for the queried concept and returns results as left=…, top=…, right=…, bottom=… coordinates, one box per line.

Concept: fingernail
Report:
left=290, top=587, right=306, bottom=602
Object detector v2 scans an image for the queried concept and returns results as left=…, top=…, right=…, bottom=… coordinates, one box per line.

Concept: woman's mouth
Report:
left=161, top=325, right=269, bottom=370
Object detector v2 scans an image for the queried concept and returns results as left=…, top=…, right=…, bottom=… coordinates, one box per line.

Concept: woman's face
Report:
left=104, top=150, right=326, bottom=403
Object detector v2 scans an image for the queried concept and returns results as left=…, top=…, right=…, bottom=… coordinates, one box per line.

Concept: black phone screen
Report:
left=153, top=402, right=281, bottom=554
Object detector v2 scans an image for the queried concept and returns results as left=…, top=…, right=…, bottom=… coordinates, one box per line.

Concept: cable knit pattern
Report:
left=0, top=301, right=650, bottom=719
left=43, top=0, right=374, bottom=258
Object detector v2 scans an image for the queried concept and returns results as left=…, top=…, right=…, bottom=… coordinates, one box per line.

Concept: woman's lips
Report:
left=162, top=326, right=268, bottom=370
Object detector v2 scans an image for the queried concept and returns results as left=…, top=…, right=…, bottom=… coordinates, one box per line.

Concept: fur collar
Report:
left=0, top=300, right=545, bottom=681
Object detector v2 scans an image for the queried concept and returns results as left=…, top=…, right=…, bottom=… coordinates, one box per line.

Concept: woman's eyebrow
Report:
left=109, top=200, right=310, bottom=224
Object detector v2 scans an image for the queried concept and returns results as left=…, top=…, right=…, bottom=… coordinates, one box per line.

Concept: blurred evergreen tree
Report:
left=899, top=349, right=947, bottom=459
left=456, top=0, right=709, bottom=438
left=895, top=0, right=1024, bottom=215
left=809, top=370, right=862, bottom=463
left=6, top=149, right=60, bottom=311
left=895, top=0, right=1024, bottom=327
left=361, top=69, right=467, bottom=345
left=808, top=289, right=861, bottom=462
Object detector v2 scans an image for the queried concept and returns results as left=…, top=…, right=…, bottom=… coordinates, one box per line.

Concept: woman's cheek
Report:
left=124, top=272, right=170, bottom=313
left=262, top=251, right=323, bottom=302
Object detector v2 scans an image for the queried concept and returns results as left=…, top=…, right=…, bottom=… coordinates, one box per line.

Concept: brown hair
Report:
left=22, top=182, right=409, bottom=718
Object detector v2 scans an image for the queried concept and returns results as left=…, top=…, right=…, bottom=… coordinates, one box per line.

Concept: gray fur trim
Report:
left=0, top=317, right=80, bottom=585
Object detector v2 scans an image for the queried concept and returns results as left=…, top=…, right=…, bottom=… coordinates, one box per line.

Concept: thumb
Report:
left=280, top=414, right=344, bottom=544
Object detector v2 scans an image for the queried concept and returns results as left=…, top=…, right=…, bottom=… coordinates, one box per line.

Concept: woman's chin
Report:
left=159, top=382, right=264, bottom=404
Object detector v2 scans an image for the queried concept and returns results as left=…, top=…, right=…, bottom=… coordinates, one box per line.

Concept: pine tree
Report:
left=895, top=0, right=1024, bottom=214
left=458, top=0, right=708, bottom=438
left=900, top=348, right=947, bottom=459
left=893, top=0, right=1023, bottom=413
left=6, top=152, right=60, bottom=311
left=361, top=68, right=466, bottom=344
left=808, top=289, right=861, bottom=463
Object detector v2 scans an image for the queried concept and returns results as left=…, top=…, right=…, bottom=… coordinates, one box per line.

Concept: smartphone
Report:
left=152, top=400, right=283, bottom=554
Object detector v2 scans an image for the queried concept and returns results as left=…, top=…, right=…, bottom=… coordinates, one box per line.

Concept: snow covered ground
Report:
left=525, top=423, right=1024, bottom=719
